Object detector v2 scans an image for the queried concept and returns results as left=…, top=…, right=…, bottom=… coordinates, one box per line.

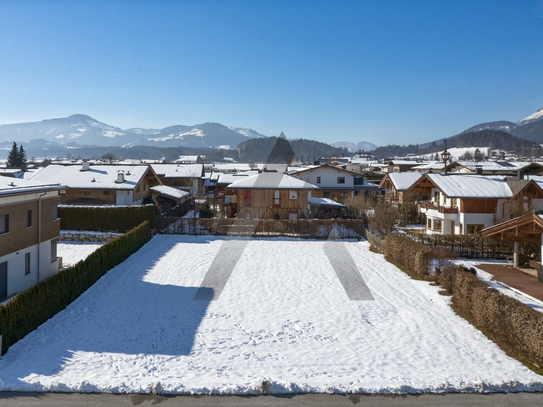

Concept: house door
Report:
left=0, top=261, right=7, bottom=300
left=451, top=220, right=455, bottom=235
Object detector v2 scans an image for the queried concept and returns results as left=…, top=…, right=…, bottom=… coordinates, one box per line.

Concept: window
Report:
left=452, top=198, right=457, bottom=207
left=323, top=191, right=331, bottom=199
left=427, top=218, right=432, bottom=229
left=273, top=190, right=280, bottom=206
left=289, top=190, right=297, bottom=200
left=52, top=200, right=60, bottom=220
left=459, top=222, right=463, bottom=234
left=337, top=177, right=345, bottom=184
left=451, top=220, right=455, bottom=235
left=434, top=219, right=442, bottom=231
left=51, top=238, right=58, bottom=263
left=27, top=210, right=32, bottom=227
left=244, top=190, right=252, bottom=206
left=316, top=176, right=321, bottom=184
left=244, top=210, right=252, bottom=220
left=103, top=190, right=110, bottom=196
left=434, top=191, right=439, bottom=203
left=25, top=253, right=30, bottom=275
left=288, top=211, right=298, bottom=220
left=0, top=214, right=8, bottom=234
left=467, top=224, right=485, bottom=235
left=84, top=190, right=91, bottom=195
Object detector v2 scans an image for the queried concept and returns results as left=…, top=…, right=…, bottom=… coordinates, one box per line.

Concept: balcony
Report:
left=419, top=200, right=458, bottom=214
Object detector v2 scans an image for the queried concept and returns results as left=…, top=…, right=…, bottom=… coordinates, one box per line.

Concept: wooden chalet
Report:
left=226, top=172, right=318, bottom=220
left=379, top=172, right=423, bottom=203
left=409, top=173, right=543, bottom=235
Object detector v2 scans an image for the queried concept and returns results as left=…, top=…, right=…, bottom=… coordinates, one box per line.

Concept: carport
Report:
left=480, top=212, right=543, bottom=282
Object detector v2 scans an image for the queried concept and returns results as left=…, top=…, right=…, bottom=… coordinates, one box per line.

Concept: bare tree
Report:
left=101, top=152, right=118, bottom=164
left=369, top=200, right=401, bottom=236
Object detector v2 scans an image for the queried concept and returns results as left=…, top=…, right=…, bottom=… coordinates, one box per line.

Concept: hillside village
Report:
left=1, top=130, right=543, bottom=396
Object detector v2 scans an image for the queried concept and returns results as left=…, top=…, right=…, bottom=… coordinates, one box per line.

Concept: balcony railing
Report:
left=419, top=201, right=458, bottom=214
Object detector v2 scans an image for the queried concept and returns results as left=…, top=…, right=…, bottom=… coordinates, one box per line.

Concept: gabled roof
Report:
left=151, top=185, right=190, bottom=201
left=289, top=164, right=360, bottom=177
left=226, top=172, right=318, bottom=190
left=150, top=164, right=204, bottom=178
left=410, top=173, right=513, bottom=198
left=28, top=164, right=156, bottom=190
left=481, top=212, right=543, bottom=245
left=217, top=171, right=259, bottom=185
left=382, top=172, right=423, bottom=191
left=0, top=176, right=63, bottom=197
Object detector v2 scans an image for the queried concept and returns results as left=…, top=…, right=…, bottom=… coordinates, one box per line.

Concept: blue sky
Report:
left=1, top=0, right=543, bottom=146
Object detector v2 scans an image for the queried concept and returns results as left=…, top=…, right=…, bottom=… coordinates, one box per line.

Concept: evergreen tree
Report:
left=473, top=148, right=484, bottom=162
left=7, top=141, right=19, bottom=168
left=19, top=144, right=28, bottom=171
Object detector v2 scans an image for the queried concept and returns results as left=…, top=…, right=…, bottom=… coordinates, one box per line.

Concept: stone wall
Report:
left=60, top=231, right=122, bottom=243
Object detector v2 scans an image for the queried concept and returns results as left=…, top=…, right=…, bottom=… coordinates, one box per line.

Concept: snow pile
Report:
left=0, top=236, right=541, bottom=394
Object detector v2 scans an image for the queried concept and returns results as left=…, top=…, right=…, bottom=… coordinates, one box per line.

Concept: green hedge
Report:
left=0, top=221, right=152, bottom=354
left=59, top=204, right=156, bottom=232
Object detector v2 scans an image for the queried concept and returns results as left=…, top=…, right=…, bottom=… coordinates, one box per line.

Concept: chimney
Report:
left=517, top=169, right=524, bottom=180
left=81, top=162, right=90, bottom=171
left=116, top=171, right=125, bottom=183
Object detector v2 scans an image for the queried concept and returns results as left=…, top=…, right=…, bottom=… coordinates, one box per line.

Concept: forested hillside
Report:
left=372, top=130, right=540, bottom=158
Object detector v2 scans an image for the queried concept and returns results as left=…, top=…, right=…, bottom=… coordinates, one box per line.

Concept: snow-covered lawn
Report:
left=58, top=242, right=105, bottom=268
left=0, top=236, right=541, bottom=394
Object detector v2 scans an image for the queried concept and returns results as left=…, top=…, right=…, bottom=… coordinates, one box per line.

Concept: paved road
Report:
left=1, top=392, right=543, bottom=407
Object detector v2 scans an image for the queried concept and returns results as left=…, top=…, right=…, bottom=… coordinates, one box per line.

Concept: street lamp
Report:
left=440, top=141, right=451, bottom=175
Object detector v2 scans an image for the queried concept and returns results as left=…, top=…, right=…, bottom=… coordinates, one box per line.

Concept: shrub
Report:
left=0, top=221, right=152, bottom=355
left=433, top=246, right=458, bottom=272
left=385, top=233, right=432, bottom=279
left=59, top=204, right=156, bottom=232
left=199, top=202, right=214, bottom=218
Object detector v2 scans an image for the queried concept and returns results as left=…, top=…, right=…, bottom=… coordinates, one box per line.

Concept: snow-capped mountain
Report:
left=516, top=107, right=543, bottom=127
left=460, top=107, right=543, bottom=141
left=0, top=115, right=269, bottom=149
left=331, top=141, right=378, bottom=152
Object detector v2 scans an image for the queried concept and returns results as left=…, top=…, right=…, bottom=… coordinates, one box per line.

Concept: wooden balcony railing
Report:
left=419, top=201, right=458, bottom=214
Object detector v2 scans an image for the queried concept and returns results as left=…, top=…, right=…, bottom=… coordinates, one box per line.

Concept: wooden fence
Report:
left=157, top=217, right=366, bottom=239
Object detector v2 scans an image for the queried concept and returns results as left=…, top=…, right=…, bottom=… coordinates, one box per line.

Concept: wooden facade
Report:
left=0, top=195, right=60, bottom=257
left=61, top=172, right=159, bottom=205
left=235, top=189, right=310, bottom=220
left=460, top=199, right=498, bottom=214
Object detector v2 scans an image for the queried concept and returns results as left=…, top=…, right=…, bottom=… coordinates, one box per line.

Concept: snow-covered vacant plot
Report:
left=58, top=242, right=105, bottom=268
left=0, top=236, right=541, bottom=394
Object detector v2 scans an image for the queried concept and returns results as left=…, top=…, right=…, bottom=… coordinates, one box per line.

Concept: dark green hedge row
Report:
left=0, top=221, right=152, bottom=354
left=59, top=204, right=156, bottom=232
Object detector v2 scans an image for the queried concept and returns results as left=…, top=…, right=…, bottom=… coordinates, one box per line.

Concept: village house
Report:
left=28, top=163, right=162, bottom=206
left=379, top=172, right=423, bottom=204
left=288, top=164, right=361, bottom=202
left=0, top=176, right=64, bottom=301
left=150, top=164, right=205, bottom=196
left=380, top=160, right=421, bottom=173
left=410, top=172, right=543, bottom=235
left=226, top=172, right=318, bottom=220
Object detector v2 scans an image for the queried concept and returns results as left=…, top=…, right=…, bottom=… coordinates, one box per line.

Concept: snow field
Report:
left=0, top=236, right=541, bottom=394
left=58, top=242, right=105, bottom=268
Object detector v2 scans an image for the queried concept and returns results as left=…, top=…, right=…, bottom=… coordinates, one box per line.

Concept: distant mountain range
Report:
left=0, top=114, right=268, bottom=149
left=330, top=141, right=378, bottom=152
left=461, top=107, right=543, bottom=141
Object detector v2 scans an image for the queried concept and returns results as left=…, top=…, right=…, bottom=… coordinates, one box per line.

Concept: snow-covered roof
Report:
left=0, top=176, right=63, bottom=197
left=212, top=163, right=265, bottom=172
left=289, top=164, right=361, bottom=176
left=28, top=165, right=151, bottom=190
left=150, top=164, right=203, bottom=178
left=427, top=174, right=513, bottom=198
left=217, top=171, right=259, bottom=185
left=226, top=172, right=318, bottom=190
left=151, top=185, right=190, bottom=200
left=387, top=160, right=420, bottom=166
left=0, top=169, right=23, bottom=177
left=308, top=197, right=346, bottom=207
left=388, top=173, right=423, bottom=191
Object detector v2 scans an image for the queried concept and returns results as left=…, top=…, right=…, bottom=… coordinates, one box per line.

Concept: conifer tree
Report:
left=19, top=144, right=28, bottom=171
left=7, top=142, right=19, bottom=168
